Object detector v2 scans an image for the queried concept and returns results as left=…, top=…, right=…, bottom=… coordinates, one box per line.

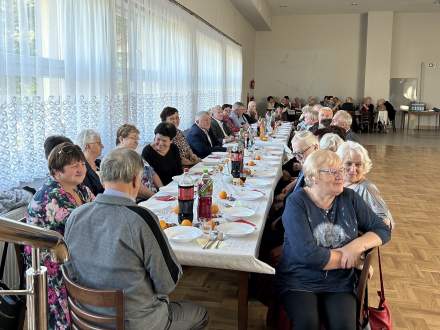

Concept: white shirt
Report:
left=213, top=117, right=227, bottom=137
left=202, top=129, right=213, bottom=146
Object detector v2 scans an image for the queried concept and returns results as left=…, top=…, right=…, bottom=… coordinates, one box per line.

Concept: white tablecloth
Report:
left=139, top=123, right=293, bottom=274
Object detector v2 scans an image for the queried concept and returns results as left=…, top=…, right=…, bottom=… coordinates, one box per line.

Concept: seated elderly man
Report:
left=187, top=111, right=227, bottom=158
left=229, top=101, right=249, bottom=129
left=210, top=105, right=234, bottom=145
left=318, top=107, right=333, bottom=128
left=65, top=148, right=208, bottom=330
left=332, top=110, right=360, bottom=143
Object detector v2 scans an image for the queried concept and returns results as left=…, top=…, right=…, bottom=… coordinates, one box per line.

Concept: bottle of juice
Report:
left=197, top=169, right=213, bottom=231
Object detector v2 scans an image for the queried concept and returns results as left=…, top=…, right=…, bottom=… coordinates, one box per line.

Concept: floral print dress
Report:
left=25, top=177, right=94, bottom=330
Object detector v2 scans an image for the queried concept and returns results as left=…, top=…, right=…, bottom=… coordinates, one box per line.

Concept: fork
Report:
left=215, top=232, right=224, bottom=249
left=202, top=231, right=218, bottom=249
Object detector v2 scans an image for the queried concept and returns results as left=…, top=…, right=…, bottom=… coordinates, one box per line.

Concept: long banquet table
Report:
left=139, top=122, right=293, bottom=329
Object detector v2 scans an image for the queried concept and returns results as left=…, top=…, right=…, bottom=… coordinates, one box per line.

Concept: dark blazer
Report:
left=186, top=124, right=226, bottom=159
left=210, top=118, right=231, bottom=145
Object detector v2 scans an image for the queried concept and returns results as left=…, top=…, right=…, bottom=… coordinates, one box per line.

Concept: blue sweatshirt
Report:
left=276, top=187, right=391, bottom=295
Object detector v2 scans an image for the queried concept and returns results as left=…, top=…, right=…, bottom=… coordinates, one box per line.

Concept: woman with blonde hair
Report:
left=276, top=150, right=391, bottom=329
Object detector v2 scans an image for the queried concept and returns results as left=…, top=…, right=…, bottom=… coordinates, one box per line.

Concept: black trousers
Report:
left=281, top=290, right=356, bottom=330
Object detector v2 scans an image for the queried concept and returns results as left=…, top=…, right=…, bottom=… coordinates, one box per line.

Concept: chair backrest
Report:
left=356, top=247, right=377, bottom=329
left=61, top=265, right=125, bottom=330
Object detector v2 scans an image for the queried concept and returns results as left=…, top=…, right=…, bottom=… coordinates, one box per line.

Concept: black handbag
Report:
left=0, top=242, right=24, bottom=330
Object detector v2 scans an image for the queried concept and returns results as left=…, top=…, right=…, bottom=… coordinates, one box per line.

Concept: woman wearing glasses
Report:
left=276, top=150, right=391, bottom=329
left=337, top=141, right=394, bottom=229
left=26, top=142, right=95, bottom=329
left=76, top=129, right=104, bottom=195
left=115, top=124, right=163, bottom=200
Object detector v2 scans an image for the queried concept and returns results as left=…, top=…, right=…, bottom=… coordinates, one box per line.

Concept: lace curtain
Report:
left=0, top=0, right=242, bottom=190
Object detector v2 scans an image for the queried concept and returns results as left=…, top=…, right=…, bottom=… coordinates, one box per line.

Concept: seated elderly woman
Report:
left=26, top=142, right=94, bottom=329
left=337, top=141, right=394, bottom=229
left=116, top=124, right=163, bottom=199
left=142, top=122, right=183, bottom=185
left=160, top=106, right=201, bottom=166
left=76, top=129, right=104, bottom=195
left=319, top=133, right=344, bottom=152
left=222, top=104, right=239, bottom=133
left=276, top=150, right=391, bottom=329
left=245, top=100, right=258, bottom=124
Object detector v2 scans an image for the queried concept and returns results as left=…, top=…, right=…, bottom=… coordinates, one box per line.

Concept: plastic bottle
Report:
left=197, top=169, right=213, bottom=224
left=178, top=168, right=194, bottom=223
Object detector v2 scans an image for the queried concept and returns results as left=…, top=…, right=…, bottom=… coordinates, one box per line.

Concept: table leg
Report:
left=238, top=271, right=249, bottom=330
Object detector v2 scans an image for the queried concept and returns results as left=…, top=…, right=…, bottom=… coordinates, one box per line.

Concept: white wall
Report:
left=364, top=12, right=394, bottom=101
left=254, top=14, right=366, bottom=109
left=391, top=12, right=440, bottom=109
left=176, top=0, right=256, bottom=102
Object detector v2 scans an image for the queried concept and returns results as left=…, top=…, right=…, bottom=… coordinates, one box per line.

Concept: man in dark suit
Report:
left=210, top=105, right=234, bottom=145
left=332, top=110, right=360, bottom=143
left=186, top=111, right=227, bottom=159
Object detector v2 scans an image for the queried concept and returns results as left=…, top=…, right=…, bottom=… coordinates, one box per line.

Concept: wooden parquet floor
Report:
left=170, top=137, right=440, bottom=330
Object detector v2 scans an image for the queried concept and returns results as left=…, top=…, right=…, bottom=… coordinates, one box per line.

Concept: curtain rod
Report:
left=168, top=0, right=242, bottom=47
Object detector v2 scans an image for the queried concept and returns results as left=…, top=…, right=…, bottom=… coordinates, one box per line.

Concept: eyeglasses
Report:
left=292, top=144, right=315, bottom=159
left=344, top=161, right=362, bottom=168
left=319, top=168, right=345, bottom=177
left=89, top=141, right=104, bottom=147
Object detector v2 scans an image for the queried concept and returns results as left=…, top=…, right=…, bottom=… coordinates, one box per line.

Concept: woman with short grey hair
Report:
left=76, top=129, right=104, bottom=195
left=319, top=133, right=344, bottom=152
left=337, top=141, right=394, bottom=229
left=276, top=150, right=391, bottom=329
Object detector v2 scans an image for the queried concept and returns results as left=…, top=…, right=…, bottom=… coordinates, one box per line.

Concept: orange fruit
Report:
left=172, top=205, right=179, bottom=214
left=211, top=204, right=220, bottom=215
left=181, top=219, right=192, bottom=226
left=159, top=220, right=168, bottom=230
left=247, top=160, right=256, bottom=166
left=255, top=155, right=261, bottom=160
left=218, top=191, right=228, bottom=200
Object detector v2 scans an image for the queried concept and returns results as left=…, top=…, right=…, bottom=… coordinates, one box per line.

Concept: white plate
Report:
left=159, top=185, right=178, bottom=195
left=202, top=159, right=220, bottom=166
left=255, top=170, right=276, bottom=178
left=264, top=155, right=280, bottom=161
left=246, top=178, right=271, bottom=187
left=236, top=189, right=265, bottom=200
left=222, top=206, right=255, bottom=219
left=164, top=226, right=203, bottom=243
left=139, top=201, right=169, bottom=212
left=212, top=151, right=227, bottom=156
left=216, top=222, right=255, bottom=237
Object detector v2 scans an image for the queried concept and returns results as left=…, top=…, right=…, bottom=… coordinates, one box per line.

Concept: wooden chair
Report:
left=272, top=247, right=377, bottom=330
left=356, top=247, right=377, bottom=329
left=61, top=265, right=125, bottom=330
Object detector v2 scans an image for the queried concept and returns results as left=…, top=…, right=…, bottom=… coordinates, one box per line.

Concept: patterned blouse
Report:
left=142, top=161, right=157, bottom=193
left=25, top=177, right=94, bottom=330
left=173, top=129, right=199, bottom=162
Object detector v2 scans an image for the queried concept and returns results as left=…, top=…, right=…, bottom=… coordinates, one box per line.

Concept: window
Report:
left=0, top=0, right=242, bottom=189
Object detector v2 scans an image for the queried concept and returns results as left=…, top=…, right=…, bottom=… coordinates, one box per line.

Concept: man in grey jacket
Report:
left=65, top=147, right=208, bottom=330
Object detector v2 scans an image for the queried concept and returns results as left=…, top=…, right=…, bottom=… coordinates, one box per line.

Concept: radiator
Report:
left=1, top=206, right=27, bottom=289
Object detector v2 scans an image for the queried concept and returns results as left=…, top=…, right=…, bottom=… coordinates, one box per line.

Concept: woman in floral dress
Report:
left=26, top=142, right=94, bottom=329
